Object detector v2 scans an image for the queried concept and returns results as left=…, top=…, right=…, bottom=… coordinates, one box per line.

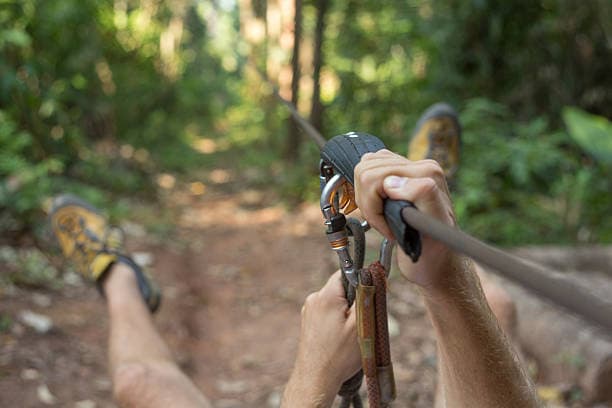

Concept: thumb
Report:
left=383, top=175, right=454, bottom=226
left=318, top=270, right=347, bottom=302
left=383, top=175, right=437, bottom=209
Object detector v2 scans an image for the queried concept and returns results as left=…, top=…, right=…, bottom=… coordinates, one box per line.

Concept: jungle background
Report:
left=1, top=0, right=612, bottom=407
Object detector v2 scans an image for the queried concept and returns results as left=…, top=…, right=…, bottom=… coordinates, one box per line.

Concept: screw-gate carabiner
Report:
left=320, top=166, right=396, bottom=287
left=320, top=172, right=359, bottom=287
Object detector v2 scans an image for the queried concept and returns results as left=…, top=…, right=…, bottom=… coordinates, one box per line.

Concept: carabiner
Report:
left=320, top=164, right=395, bottom=287
left=320, top=173, right=359, bottom=287
left=379, top=238, right=394, bottom=277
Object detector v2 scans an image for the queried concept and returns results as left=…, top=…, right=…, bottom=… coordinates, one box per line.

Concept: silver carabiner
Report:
left=320, top=170, right=394, bottom=286
left=320, top=174, right=360, bottom=287
left=379, top=238, right=395, bottom=277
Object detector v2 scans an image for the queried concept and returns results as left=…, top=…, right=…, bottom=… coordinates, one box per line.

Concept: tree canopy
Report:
left=1, top=0, right=611, bottom=244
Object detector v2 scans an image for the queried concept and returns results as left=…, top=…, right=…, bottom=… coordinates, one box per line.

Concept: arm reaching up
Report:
left=354, top=150, right=539, bottom=407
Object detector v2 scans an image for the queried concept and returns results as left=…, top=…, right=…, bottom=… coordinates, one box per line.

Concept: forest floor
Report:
left=0, top=179, right=603, bottom=407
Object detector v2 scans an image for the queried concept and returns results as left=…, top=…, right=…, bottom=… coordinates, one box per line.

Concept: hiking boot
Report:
left=407, top=102, right=461, bottom=183
left=50, top=194, right=161, bottom=312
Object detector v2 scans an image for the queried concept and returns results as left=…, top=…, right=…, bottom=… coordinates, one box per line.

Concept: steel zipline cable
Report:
left=248, top=64, right=326, bottom=148
left=247, top=63, right=612, bottom=335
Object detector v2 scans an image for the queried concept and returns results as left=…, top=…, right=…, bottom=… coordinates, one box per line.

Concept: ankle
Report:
left=103, top=261, right=140, bottom=299
left=100, top=256, right=161, bottom=313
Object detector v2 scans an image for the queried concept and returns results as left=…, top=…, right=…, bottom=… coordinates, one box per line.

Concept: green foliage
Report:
left=1, top=0, right=611, bottom=247
left=423, top=0, right=612, bottom=121
left=563, top=107, right=612, bottom=165
left=324, top=0, right=430, bottom=142
left=455, top=99, right=612, bottom=244
left=0, top=246, right=60, bottom=289
left=0, top=0, right=233, bottom=237
left=0, top=111, right=62, bottom=231
left=322, top=0, right=612, bottom=142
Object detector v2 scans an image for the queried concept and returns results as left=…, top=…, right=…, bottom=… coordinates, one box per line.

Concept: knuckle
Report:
left=359, top=170, right=378, bottom=186
left=417, top=177, right=439, bottom=197
left=355, top=169, right=368, bottom=187
left=422, top=160, right=445, bottom=179
left=360, top=152, right=374, bottom=162
left=354, top=162, right=364, bottom=178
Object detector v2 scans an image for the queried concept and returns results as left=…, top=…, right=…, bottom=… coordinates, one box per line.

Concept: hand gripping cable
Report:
left=249, top=56, right=612, bottom=335
left=319, top=131, right=612, bottom=407
left=320, top=132, right=612, bottom=333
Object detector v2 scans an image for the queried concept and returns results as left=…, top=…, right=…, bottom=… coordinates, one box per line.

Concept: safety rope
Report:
left=360, top=262, right=395, bottom=407
left=339, top=216, right=396, bottom=407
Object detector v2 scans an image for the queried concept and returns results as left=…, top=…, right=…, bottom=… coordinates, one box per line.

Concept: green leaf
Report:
left=563, top=107, right=612, bottom=164
left=0, top=29, right=31, bottom=48
left=71, top=74, right=87, bottom=90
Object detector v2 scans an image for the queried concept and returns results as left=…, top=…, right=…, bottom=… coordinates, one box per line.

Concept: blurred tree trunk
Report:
left=265, top=0, right=278, bottom=80
left=285, top=0, right=302, bottom=160
left=251, top=0, right=268, bottom=72
left=239, top=0, right=267, bottom=67
left=310, top=0, right=328, bottom=134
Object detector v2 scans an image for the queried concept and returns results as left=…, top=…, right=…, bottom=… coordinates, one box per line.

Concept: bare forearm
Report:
left=281, top=367, right=338, bottom=408
left=422, top=256, right=539, bottom=408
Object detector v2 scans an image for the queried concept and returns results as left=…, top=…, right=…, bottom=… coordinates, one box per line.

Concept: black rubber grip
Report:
left=321, top=132, right=422, bottom=262
left=384, top=200, right=422, bottom=262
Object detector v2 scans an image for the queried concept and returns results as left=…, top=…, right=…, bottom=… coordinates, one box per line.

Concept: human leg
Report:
left=104, top=262, right=211, bottom=408
left=49, top=195, right=210, bottom=408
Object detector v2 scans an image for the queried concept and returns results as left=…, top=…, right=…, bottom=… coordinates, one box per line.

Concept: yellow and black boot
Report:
left=50, top=194, right=161, bottom=312
left=408, top=102, right=461, bottom=183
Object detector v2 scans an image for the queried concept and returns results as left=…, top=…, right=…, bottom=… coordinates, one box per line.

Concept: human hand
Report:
left=354, top=149, right=458, bottom=293
left=282, top=271, right=361, bottom=407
